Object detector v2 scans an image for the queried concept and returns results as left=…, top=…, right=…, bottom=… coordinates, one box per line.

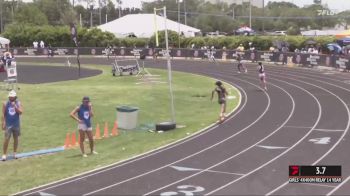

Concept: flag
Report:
left=70, top=23, right=81, bottom=77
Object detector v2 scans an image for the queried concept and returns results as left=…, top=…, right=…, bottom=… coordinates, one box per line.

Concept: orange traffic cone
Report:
left=64, top=133, right=71, bottom=149
left=111, top=121, right=119, bottom=136
left=103, top=122, right=109, bottom=138
left=71, top=131, right=78, bottom=147
left=94, top=123, right=101, bottom=140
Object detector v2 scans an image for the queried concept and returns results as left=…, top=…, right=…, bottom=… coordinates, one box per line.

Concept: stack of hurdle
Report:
left=64, top=121, right=119, bottom=150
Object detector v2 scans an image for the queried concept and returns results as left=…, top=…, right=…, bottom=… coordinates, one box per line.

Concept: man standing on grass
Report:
left=2, top=90, right=23, bottom=161
left=70, top=96, right=97, bottom=158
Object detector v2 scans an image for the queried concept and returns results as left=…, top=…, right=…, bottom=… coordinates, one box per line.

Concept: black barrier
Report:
left=7, top=47, right=350, bottom=71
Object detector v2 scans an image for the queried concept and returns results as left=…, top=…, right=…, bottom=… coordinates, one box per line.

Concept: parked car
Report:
left=204, top=31, right=227, bottom=37
left=270, top=31, right=287, bottom=36
left=234, top=26, right=255, bottom=36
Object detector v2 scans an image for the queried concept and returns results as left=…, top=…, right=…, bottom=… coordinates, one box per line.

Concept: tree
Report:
left=337, top=11, right=350, bottom=29
left=14, top=3, right=49, bottom=25
left=34, top=0, right=73, bottom=25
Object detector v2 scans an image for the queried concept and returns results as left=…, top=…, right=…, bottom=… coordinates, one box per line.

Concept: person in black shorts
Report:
left=211, top=81, right=228, bottom=123
left=258, top=62, right=267, bottom=91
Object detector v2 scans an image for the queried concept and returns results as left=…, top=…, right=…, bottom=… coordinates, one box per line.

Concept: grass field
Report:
left=0, top=64, right=240, bottom=195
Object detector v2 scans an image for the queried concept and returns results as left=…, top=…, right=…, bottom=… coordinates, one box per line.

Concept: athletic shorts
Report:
left=78, top=123, right=93, bottom=131
left=259, top=73, right=266, bottom=79
left=5, top=126, right=20, bottom=139
left=218, top=98, right=226, bottom=105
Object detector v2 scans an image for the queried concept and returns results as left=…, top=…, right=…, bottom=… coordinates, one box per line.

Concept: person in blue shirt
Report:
left=70, top=96, right=97, bottom=157
left=2, top=90, right=23, bottom=161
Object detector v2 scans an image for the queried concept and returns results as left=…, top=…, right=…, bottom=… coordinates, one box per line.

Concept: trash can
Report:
left=116, top=106, right=139, bottom=130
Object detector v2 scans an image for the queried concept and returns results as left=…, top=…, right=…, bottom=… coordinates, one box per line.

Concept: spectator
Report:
left=237, top=44, right=245, bottom=52
left=1, top=52, right=13, bottom=67
left=2, top=90, right=23, bottom=161
left=40, top=41, right=45, bottom=48
left=33, top=41, right=38, bottom=48
left=249, top=42, right=255, bottom=51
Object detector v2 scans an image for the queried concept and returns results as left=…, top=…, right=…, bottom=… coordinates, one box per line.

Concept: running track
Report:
left=16, top=57, right=350, bottom=195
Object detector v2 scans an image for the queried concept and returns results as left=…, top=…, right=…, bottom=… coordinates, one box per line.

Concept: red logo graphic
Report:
left=290, top=166, right=299, bottom=176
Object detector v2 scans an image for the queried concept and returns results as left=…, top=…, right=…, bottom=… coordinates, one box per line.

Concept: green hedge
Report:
left=0, top=24, right=337, bottom=50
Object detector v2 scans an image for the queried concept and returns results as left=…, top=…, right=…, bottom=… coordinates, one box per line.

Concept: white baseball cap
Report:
left=8, top=90, right=16, bottom=97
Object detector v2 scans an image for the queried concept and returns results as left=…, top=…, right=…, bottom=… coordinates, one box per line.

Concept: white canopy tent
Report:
left=0, top=37, right=10, bottom=48
left=98, top=14, right=201, bottom=38
left=301, top=30, right=343, bottom=37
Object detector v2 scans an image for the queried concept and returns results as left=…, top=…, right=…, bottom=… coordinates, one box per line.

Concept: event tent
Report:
left=301, top=30, right=343, bottom=37
left=98, top=14, right=201, bottom=38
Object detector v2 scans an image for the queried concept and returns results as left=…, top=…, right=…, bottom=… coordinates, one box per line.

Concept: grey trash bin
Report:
left=116, top=106, right=139, bottom=130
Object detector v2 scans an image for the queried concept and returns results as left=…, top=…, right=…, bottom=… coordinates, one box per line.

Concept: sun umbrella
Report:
left=337, top=37, right=350, bottom=46
left=327, top=43, right=342, bottom=54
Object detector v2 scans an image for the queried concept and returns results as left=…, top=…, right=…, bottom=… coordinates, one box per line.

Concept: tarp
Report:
left=97, top=14, right=200, bottom=38
left=335, top=29, right=350, bottom=39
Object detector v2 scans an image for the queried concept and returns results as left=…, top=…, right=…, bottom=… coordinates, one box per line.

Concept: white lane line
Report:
left=170, top=165, right=244, bottom=176
left=82, top=79, right=270, bottom=196
left=19, top=77, right=245, bottom=196
left=263, top=64, right=350, bottom=84
left=143, top=76, right=296, bottom=196
left=205, top=170, right=244, bottom=176
left=327, top=176, right=350, bottom=196
left=256, top=145, right=288, bottom=150
left=265, top=72, right=350, bottom=196
left=284, top=126, right=312, bottom=129
left=205, top=75, right=322, bottom=196
left=284, top=126, right=344, bottom=132
left=314, top=129, right=345, bottom=132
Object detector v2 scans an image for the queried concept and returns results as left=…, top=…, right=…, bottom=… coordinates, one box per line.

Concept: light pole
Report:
left=90, top=4, right=93, bottom=28
left=184, top=0, right=187, bottom=25
left=0, top=0, right=3, bottom=33
left=99, top=0, right=102, bottom=25
left=177, top=0, right=181, bottom=48
left=249, top=0, right=252, bottom=28
left=262, top=0, right=265, bottom=32
left=118, top=0, right=121, bottom=18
